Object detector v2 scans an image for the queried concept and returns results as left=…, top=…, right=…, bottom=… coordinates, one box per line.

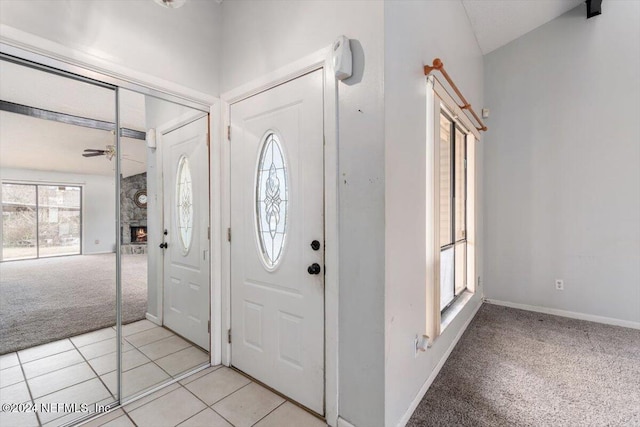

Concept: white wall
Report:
left=483, top=2, right=640, bottom=325
left=383, top=2, right=484, bottom=426
left=0, top=168, right=116, bottom=254
left=222, top=2, right=385, bottom=426
left=0, top=0, right=221, bottom=96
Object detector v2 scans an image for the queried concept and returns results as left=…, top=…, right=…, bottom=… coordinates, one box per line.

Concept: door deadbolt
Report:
left=159, top=242, right=168, bottom=249
left=311, top=240, right=321, bottom=251
left=307, top=263, right=321, bottom=275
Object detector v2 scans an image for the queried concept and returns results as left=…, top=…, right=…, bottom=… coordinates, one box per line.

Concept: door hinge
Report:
left=206, top=132, right=210, bottom=147
left=227, top=227, right=231, bottom=242
left=208, top=321, right=211, bottom=333
left=227, top=125, right=231, bottom=140
left=208, top=226, right=211, bottom=240
left=227, top=329, right=232, bottom=344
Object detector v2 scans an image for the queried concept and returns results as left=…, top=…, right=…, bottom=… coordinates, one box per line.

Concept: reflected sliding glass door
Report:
left=1, top=183, right=81, bottom=260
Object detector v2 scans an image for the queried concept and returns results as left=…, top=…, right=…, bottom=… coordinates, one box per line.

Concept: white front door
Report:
left=162, top=115, right=210, bottom=350
left=230, top=70, right=324, bottom=414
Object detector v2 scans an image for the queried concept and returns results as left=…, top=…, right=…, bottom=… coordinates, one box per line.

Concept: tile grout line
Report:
left=17, top=338, right=75, bottom=365
left=9, top=323, right=188, bottom=384
left=100, top=339, right=208, bottom=418
left=183, top=378, right=251, bottom=427
left=123, top=368, right=246, bottom=426
left=138, top=342, right=199, bottom=366
left=15, top=351, right=43, bottom=427
left=22, top=354, right=87, bottom=382
left=31, top=378, right=111, bottom=426
left=121, top=381, right=179, bottom=416
left=173, top=407, right=219, bottom=427
left=69, top=339, right=117, bottom=403
left=121, top=408, right=138, bottom=427
left=207, top=380, right=254, bottom=407
left=250, top=401, right=287, bottom=427
left=8, top=324, right=203, bottom=426
left=177, top=366, right=222, bottom=387
left=123, top=330, right=191, bottom=353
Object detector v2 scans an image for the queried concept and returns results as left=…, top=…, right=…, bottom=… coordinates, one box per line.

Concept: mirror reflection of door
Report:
left=0, top=58, right=119, bottom=426
left=118, top=90, right=210, bottom=401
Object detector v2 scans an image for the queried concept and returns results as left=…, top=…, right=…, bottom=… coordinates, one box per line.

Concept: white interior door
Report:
left=230, top=70, right=324, bottom=414
left=162, top=115, right=210, bottom=350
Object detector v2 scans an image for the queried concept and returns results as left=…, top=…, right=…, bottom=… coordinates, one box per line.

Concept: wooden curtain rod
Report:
left=424, top=58, right=487, bottom=132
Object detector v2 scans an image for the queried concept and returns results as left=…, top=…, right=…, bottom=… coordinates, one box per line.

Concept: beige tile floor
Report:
left=0, top=320, right=210, bottom=427
left=80, top=366, right=327, bottom=427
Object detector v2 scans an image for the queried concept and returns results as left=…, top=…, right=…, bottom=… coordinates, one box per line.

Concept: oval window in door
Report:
left=176, top=155, right=193, bottom=254
left=256, top=132, right=288, bottom=269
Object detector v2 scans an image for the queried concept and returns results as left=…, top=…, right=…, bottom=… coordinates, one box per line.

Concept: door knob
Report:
left=159, top=242, right=168, bottom=249
left=310, top=240, right=321, bottom=251
left=307, top=263, right=321, bottom=275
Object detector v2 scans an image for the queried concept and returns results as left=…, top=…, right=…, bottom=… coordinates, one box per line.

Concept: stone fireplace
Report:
left=121, top=172, right=147, bottom=254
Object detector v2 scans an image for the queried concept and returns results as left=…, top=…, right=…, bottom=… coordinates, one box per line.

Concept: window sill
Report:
left=441, top=290, right=474, bottom=332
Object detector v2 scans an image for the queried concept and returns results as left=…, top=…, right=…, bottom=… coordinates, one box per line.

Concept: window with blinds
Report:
left=439, top=111, right=468, bottom=311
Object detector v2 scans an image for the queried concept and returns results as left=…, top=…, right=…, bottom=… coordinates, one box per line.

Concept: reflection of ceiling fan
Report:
left=83, top=145, right=116, bottom=160
left=82, top=145, right=143, bottom=164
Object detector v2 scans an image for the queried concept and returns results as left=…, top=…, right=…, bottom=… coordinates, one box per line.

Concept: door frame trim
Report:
left=220, top=45, right=339, bottom=426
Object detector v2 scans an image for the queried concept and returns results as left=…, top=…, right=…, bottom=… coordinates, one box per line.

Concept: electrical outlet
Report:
left=478, top=276, right=482, bottom=287
left=95, top=239, right=100, bottom=245
left=555, top=279, right=564, bottom=290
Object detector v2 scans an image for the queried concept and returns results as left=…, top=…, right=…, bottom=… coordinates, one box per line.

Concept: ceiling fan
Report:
left=83, top=145, right=116, bottom=160
left=82, top=145, right=143, bottom=164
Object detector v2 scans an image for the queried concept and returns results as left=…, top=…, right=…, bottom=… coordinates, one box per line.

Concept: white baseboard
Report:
left=397, top=298, right=483, bottom=427
left=83, top=251, right=116, bottom=255
left=337, top=417, right=356, bottom=427
left=145, top=313, right=161, bottom=326
left=484, top=299, right=640, bottom=330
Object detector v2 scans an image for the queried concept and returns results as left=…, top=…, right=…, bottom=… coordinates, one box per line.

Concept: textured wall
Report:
left=384, top=2, right=485, bottom=425
left=483, top=2, right=640, bottom=324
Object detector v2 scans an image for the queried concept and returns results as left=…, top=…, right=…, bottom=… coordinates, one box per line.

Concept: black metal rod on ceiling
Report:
left=586, top=0, right=602, bottom=19
left=0, top=100, right=146, bottom=140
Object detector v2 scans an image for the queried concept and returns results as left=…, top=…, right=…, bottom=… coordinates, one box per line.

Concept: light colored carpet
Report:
left=408, top=304, right=640, bottom=427
left=0, top=253, right=147, bottom=354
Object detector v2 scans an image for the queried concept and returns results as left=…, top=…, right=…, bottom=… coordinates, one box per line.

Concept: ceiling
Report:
left=0, top=111, right=146, bottom=177
left=462, top=0, right=585, bottom=54
left=0, top=59, right=147, bottom=177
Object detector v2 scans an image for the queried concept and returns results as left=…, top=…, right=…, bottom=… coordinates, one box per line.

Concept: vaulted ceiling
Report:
left=462, top=0, right=585, bottom=54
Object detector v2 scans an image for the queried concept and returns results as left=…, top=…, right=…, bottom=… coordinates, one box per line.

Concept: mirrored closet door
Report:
left=0, top=55, right=211, bottom=427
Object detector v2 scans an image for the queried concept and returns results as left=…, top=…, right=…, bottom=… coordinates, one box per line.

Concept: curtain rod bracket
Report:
left=423, top=58, right=444, bottom=75
left=423, top=58, right=487, bottom=132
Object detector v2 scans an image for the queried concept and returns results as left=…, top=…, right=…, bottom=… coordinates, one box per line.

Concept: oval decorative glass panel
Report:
left=176, top=155, right=193, bottom=253
left=256, top=133, right=288, bottom=268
